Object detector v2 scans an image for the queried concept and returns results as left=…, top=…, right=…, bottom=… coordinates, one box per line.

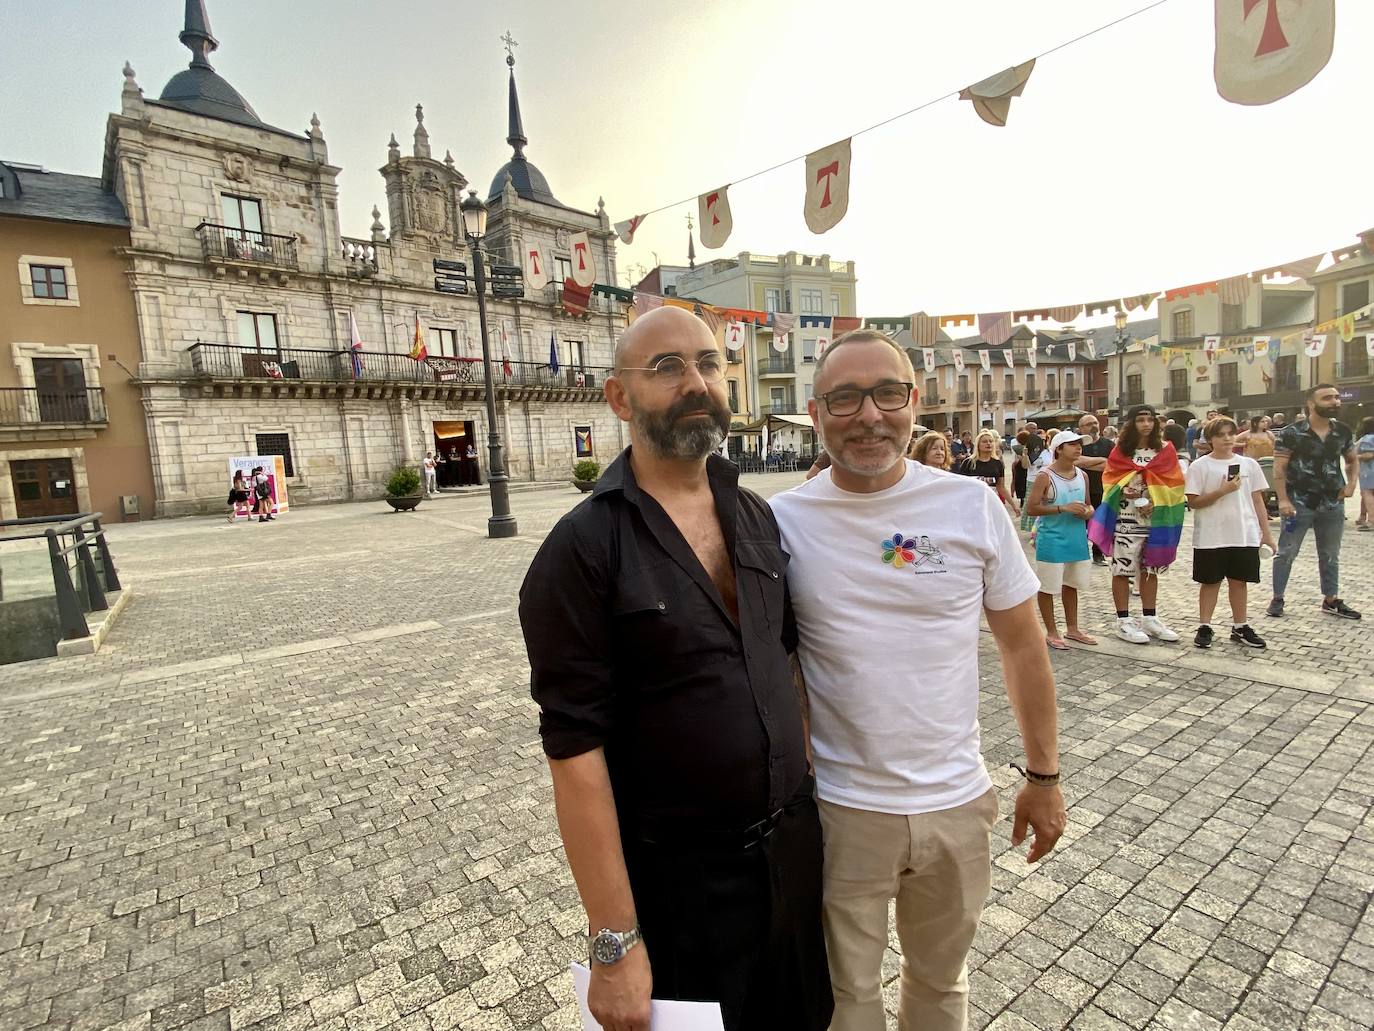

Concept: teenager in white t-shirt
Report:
left=1184, top=415, right=1276, bottom=650
left=770, top=330, right=1064, bottom=1031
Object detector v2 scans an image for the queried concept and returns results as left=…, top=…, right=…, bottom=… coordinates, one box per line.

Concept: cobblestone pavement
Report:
left=0, top=473, right=1370, bottom=1031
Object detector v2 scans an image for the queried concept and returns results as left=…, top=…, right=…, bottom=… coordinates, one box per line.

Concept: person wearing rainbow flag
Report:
left=1087, top=405, right=1185, bottom=644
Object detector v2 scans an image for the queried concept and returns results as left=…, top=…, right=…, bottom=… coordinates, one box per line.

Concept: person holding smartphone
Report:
left=1184, top=416, right=1275, bottom=649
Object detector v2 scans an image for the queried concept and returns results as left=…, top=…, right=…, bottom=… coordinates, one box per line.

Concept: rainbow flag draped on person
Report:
left=1087, top=443, right=1186, bottom=569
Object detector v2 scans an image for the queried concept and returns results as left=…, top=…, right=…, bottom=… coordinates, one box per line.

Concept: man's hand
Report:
left=1279, top=499, right=1296, bottom=519
left=589, top=946, right=652, bottom=1031
left=1068, top=501, right=1094, bottom=519
left=1011, top=784, right=1066, bottom=863
left=1220, top=477, right=1242, bottom=495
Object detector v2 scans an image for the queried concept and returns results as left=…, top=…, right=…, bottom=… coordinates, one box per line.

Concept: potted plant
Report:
left=572, top=459, right=600, bottom=492
left=383, top=465, right=424, bottom=512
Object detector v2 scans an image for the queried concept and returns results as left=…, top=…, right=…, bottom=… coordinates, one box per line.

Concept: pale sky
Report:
left=3, top=0, right=1370, bottom=325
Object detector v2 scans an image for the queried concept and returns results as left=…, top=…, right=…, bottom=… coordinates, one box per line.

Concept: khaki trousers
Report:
left=818, top=789, right=997, bottom=1031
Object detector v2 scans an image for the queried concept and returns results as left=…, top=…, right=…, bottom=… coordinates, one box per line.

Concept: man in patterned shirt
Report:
left=1266, top=384, right=1360, bottom=620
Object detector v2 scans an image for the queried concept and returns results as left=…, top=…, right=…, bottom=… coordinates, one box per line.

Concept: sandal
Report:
left=1046, top=637, right=1070, bottom=651
left=1064, top=629, right=1098, bottom=645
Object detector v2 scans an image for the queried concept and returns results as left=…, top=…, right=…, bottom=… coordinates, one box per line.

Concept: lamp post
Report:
left=1113, top=309, right=1129, bottom=418
left=459, top=189, right=518, bottom=538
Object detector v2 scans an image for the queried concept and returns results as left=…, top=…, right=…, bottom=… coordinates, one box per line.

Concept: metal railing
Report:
left=1211, top=381, right=1238, bottom=400
left=196, top=223, right=298, bottom=269
left=921, top=395, right=945, bottom=407
left=955, top=391, right=973, bottom=405
left=760, top=357, right=796, bottom=375
left=1335, top=361, right=1370, bottom=380
left=981, top=391, right=1000, bottom=404
left=185, top=342, right=611, bottom=390
left=1163, top=386, right=1191, bottom=404
left=1273, top=376, right=1300, bottom=393
left=1043, top=386, right=1061, bottom=401
left=763, top=400, right=797, bottom=415
left=0, top=387, right=107, bottom=426
left=1123, top=391, right=1146, bottom=407
left=1062, top=388, right=1081, bottom=403
left=1023, top=388, right=1039, bottom=401
left=0, top=512, right=121, bottom=643
left=1004, top=390, right=1022, bottom=402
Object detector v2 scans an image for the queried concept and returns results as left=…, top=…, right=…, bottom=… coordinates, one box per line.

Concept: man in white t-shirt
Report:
left=422, top=451, right=438, bottom=496
left=1184, top=415, right=1275, bottom=650
left=770, top=331, right=1065, bottom=1031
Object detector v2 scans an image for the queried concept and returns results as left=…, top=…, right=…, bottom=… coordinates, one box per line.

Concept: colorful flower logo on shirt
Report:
left=881, top=533, right=917, bottom=568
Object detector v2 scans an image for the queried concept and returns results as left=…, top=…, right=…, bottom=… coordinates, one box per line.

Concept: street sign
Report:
left=488, top=264, right=525, bottom=299
left=433, top=259, right=467, bottom=274
left=434, top=277, right=468, bottom=295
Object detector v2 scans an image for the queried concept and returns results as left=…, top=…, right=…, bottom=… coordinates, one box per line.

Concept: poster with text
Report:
left=228, top=455, right=290, bottom=515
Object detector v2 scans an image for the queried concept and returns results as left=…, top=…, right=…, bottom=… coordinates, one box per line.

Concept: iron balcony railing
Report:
left=196, top=223, right=299, bottom=269
left=981, top=391, right=1000, bottom=404
left=1123, top=391, right=1146, bottom=407
left=763, top=400, right=797, bottom=415
left=921, top=395, right=945, bottom=407
left=185, top=342, right=610, bottom=389
left=1163, top=386, right=1191, bottom=404
left=1023, top=388, right=1040, bottom=401
left=1043, top=386, right=1061, bottom=401
left=1274, top=376, right=1300, bottom=393
left=1335, top=361, right=1370, bottom=380
left=955, top=391, right=973, bottom=405
left=0, top=386, right=107, bottom=426
left=1062, top=387, right=1081, bottom=402
left=1212, top=380, right=1238, bottom=399
left=1004, top=390, right=1022, bottom=402
left=760, top=357, right=796, bottom=375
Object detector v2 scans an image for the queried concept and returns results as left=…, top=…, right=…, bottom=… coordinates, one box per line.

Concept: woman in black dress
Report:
left=958, top=429, right=1020, bottom=518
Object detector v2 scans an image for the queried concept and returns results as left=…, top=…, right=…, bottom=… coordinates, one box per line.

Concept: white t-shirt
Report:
left=770, top=460, right=1040, bottom=815
left=1184, top=453, right=1264, bottom=549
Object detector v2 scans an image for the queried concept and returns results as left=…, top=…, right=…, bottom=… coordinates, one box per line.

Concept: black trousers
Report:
left=624, top=795, right=833, bottom=1031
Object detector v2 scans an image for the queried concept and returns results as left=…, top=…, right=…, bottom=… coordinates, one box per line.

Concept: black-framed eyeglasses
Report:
left=617, top=353, right=726, bottom=384
left=818, top=382, right=913, bottom=416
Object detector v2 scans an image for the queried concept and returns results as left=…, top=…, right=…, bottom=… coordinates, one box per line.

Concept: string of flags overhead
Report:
left=611, top=227, right=1373, bottom=372
left=603, top=0, right=1335, bottom=251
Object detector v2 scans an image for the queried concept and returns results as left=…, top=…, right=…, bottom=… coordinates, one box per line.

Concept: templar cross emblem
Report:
left=1244, top=0, right=1294, bottom=58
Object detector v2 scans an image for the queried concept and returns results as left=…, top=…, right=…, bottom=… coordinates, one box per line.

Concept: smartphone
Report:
left=1227, top=463, right=1241, bottom=481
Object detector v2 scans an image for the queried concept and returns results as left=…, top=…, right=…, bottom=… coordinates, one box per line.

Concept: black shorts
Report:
left=1192, top=547, right=1260, bottom=585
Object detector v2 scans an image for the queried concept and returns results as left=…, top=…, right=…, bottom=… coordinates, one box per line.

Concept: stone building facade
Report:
left=104, top=3, right=626, bottom=516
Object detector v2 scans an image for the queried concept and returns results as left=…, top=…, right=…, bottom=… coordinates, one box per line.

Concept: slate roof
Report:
left=0, top=164, right=129, bottom=227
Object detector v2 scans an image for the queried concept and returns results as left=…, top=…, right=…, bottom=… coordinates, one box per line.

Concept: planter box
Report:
left=385, top=495, right=423, bottom=512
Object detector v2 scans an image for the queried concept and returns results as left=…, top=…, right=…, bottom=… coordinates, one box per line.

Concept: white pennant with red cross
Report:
left=698, top=187, right=733, bottom=249
left=568, top=232, right=596, bottom=288
left=804, top=138, right=851, bottom=235
left=1214, top=0, right=1334, bottom=106
left=523, top=243, right=549, bottom=291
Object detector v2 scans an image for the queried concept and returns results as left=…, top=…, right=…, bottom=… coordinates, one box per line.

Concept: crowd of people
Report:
left=518, top=312, right=1368, bottom=1031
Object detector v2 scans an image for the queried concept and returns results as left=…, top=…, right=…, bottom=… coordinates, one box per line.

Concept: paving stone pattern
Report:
left=0, top=475, right=1370, bottom=1030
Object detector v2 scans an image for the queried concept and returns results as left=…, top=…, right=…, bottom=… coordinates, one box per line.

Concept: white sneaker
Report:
left=1117, top=617, right=1150, bottom=644
left=1140, top=615, right=1180, bottom=642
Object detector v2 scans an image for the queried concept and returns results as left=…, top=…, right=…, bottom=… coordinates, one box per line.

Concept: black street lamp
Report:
left=459, top=189, right=518, bottom=539
left=1114, top=309, right=1129, bottom=418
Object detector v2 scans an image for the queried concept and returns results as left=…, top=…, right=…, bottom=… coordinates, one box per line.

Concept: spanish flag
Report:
left=409, top=312, right=428, bottom=361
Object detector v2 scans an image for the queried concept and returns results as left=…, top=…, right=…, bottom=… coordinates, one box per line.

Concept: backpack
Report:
left=254, top=477, right=271, bottom=500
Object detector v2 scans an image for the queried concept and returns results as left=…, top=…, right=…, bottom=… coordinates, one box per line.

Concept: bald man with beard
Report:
left=520, top=307, right=831, bottom=1031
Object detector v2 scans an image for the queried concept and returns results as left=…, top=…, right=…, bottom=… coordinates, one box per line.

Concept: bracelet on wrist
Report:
left=1010, top=762, right=1060, bottom=787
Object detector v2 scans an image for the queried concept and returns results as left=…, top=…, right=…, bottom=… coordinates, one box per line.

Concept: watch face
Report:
left=592, top=933, right=622, bottom=965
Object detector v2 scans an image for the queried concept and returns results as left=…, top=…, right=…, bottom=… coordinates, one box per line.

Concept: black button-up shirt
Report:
left=520, top=449, right=809, bottom=834
left=1275, top=419, right=1355, bottom=512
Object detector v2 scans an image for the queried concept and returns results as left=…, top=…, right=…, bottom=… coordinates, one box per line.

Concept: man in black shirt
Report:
left=520, top=306, right=830, bottom=1031
left=1074, top=413, right=1115, bottom=564
left=1267, top=384, right=1360, bottom=619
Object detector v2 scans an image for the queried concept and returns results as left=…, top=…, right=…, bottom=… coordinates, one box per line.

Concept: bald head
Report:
left=615, top=305, right=718, bottom=371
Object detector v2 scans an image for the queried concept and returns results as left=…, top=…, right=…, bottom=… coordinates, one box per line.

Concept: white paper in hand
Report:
left=570, top=962, right=724, bottom=1031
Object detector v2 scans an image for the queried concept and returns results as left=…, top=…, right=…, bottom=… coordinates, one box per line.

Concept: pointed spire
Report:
left=506, top=52, right=527, bottom=160
left=179, top=0, right=219, bottom=70
left=413, top=103, right=431, bottom=159
left=444, top=150, right=455, bottom=170
left=387, top=133, right=400, bottom=164
left=122, top=61, right=139, bottom=91
left=688, top=233, right=696, bottom=269
left=309, top=112, right=324, bottom=141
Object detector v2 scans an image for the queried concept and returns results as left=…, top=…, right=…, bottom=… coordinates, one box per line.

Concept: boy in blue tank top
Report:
left=1026, top=431, right=1098, bottom=650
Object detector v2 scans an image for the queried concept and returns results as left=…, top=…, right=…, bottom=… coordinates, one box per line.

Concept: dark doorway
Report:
left=32, top=358, right=89, bottom=423
left=11, top=458, right=79, bottom=518
left=433, top=420, right=480, bottom=487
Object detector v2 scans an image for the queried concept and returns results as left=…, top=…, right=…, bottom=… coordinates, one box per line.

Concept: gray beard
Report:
left=634, top=401, right=730, bottom=460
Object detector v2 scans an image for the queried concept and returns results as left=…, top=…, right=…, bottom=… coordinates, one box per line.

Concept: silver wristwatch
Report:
left=590, top=923, right=642, bottom=966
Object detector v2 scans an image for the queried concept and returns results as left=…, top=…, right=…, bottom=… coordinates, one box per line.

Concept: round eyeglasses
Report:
left=617, top=353, right=726, bottom=385
left=818, top=382, right=913, bottom=416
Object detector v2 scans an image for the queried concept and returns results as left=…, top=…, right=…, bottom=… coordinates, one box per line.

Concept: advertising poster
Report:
left=574, top=426, right=594, bottom=458
left=228, top=455, right=290, bottom=515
